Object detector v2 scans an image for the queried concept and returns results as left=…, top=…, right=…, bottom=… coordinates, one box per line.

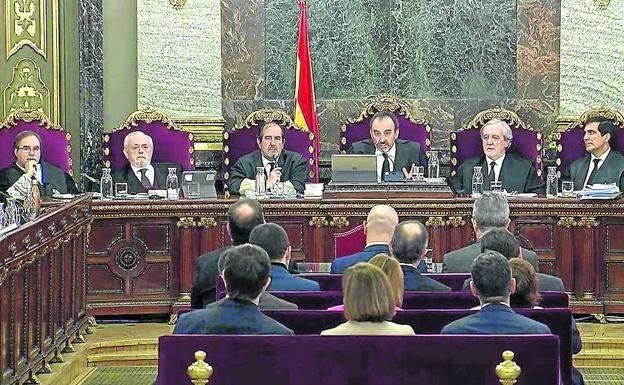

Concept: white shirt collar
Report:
left=131, top=164, right=155, bottom=184
left=262, top=155, right=280, bottom=168
left=375, top=144, right=397, bottom=182
left=485, top=153, right=505, bottom=182
left=590, top=147, right=610, bottom=163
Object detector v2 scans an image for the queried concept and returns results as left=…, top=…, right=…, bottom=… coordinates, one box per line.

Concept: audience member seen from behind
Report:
left=249, top=223, right=319, bottom=291
left=174, top=244, right=293, bottom=335
left=327, top=253, right=404, bottom=312
left=321, top=262, right=414, bottom=336
left=441, top=251, right=551, bottom=335
left=509, top=258, right=541, bottom=308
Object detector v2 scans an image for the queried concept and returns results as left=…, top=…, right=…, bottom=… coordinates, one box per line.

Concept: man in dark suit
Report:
left=111, top=131, right=181, bottom=194
left=442, top=250, right=551, bottom=334
left=330, top=205, right=399, bottom=274
left=190, top=199, right=265, bottom=309
left=461, top=228, right=564, bottom=292
left=174, top=244, right=294, bottom=335
left=391, top=220, right=450, bottom=291
left=347, top=110, right=428, bottom=182
left=444, top=193, right=540, bottom=273
left=563, top=118, right=624, bottom=191
left=449, top=119, right=544, bottom=195
left=0, top=130, right=79, bottom=199
left=250, top=223, right=319, bottom=291
left=227, top=122, right=308, bottom=195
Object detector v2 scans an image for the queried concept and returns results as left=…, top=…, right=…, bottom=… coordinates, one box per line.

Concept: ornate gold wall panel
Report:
left=5, top=0, right=47, bottom=59
left=3, top=58, right=50, bottom=113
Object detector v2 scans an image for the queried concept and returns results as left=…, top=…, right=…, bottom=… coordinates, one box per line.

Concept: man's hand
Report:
left=266, top=167, right=282, bottom=189
left=25, top=160, right=38, bottom=178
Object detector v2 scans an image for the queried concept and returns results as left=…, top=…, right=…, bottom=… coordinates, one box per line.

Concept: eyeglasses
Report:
left=16, top=146, right=40, bottom=153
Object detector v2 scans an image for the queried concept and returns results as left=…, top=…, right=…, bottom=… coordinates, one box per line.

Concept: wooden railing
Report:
left=0, top=195, right=93, bottom=385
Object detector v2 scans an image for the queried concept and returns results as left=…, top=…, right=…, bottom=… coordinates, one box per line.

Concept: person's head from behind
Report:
left=221, top=244, right=271, bottom=302
left=249, top=223, right=290, bottom=265
left=390, top=220, right=428, bottom=265
left=479, top=227, right=520, bottom=259
left=123, top=131, right=154, bottom=168
left=228, top=199, right=265, bottom=245
left=509, top=258, right=540, bottom=308
left=369, top=110, right=400, bottom=152
left=257, top=122, right=285, bottom=161
left=469, top=250, right=516, bottom=304
left=365, top=205, right=399, bottom=244
left=368, top=253, right=404, bottom=307
left=472, top=193, right=510, bottom=237
left=342, top=262, right=396, bottom=322
left=14, top=130, right=42, bottom=168
left=583, top=117, right=618, bottom=157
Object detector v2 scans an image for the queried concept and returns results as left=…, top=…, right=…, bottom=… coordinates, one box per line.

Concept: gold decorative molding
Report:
left=495, top=350, right=521, bottom=385
left=426, top=216, right=446, bottom=227
left=556, top=216, right=577, bottom=228
left=197, top=217, right=217, bottom=228
left=176, top=217, right=196, bottom=228
left=169, top=0, right=187, bottom=10
left=3, top=58, right=50, bottom=115
left=577, top=217, right=599, bottom=228
left=174, top=116, right=225, bottom=151
left=309, top=216, right=328, bottom=228
left=446, top=216, right=465, bottom=227
left=463, top=106, right=534, bottom=132
left=187, top=351, right=214, bottom=385
left=6, top=0, right=46, bottom=59
left=114, top=108, right=178, bottom=131
left=329, top=216, right=349, bottom=228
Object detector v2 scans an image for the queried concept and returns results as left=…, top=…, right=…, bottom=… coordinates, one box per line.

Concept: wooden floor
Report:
left=33, top=320, right=624, bottom=385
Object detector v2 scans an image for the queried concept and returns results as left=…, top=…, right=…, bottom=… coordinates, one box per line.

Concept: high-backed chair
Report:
left=340, top=93, right=432, bottom=156
left=102, top=109, right=194, bottom=172
left=0, top=109, right=73, bottom=174
left=555, top=107, right=624, bottom=176
left=222, top=108, right=316, bottom=195
left=450, top=107, right=544, bottom=178
left=334, top=223, right=366, bottom=258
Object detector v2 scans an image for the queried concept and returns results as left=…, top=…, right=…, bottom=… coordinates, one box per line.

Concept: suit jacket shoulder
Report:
left=536, top=273, right=565, bottom=292
left=402, top=266, right=450, bottom=291
left=191, top=247, right=227, bottom=308
left=259, top=292, right=299, bottom=310
left=268, top=265, right=320, bottom=291
left=347, top=139, right=375, bottom=154
left=330, top=244, right=390, bottom=274
left=443, top=243, right=481, bottom=273
left=441, top=304, right=551, bottom=335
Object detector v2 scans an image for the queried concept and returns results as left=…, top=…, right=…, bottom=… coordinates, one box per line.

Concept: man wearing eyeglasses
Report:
left=227, top=122, right=308, bottom=195
left=449, top=119, right=544, bottom=195
left=0, top=130, right=79, bottom=199
left=347, top=111, right=428, bottom=182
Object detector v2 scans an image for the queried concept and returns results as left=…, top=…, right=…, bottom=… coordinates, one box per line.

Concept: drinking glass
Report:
left=490, top=181, right=503, bottom=193
left=561, top=181, right=575, bottom=198
left=188, top=182, right=200, bottom=199
left=414, top=166, right=425, bottom=181
left=114, top=183, right=128, bottom=198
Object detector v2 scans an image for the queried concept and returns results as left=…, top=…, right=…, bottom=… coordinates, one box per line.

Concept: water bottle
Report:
left=428, top=151, right=440, bottom=179
left=100, top=168, right=113, bottom=199
left=472, top=166, right=484, bottom=197
left=546, top=166, right=558, bottom=198
left=5, top=197, right=19, bottom=225
left=24, top=178, right=41, bottom=221
left=0, top=203, right=8, bottom=229
left=255, top=166, right=266, bottom=196
left=166, top=168, right=179, bottom=200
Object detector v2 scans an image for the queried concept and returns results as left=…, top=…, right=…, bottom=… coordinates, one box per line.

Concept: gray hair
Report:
left=472, top=193, right=510, bottom=231
left=480, top=119, right=513, bottom=142
left=123, top=131, right=154, bottom=149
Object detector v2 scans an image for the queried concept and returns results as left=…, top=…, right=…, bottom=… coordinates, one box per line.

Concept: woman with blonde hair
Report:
left=321, top=262, right=414, bottom=336
left=368, top=253, right=404, bottom=308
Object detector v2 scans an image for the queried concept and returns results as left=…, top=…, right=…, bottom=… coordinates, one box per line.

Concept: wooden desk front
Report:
left=87, top=197, right=624, bottom=316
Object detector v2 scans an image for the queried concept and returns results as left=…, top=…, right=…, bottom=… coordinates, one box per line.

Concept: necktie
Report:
left=489, top=161, right=496, bottom=184
left=585, top=158, right=602, bottom=187
left=381, top=153, right=390, bottom=181
left=268, top=162, right=276, bottom=173
left=139, top=168, right=151, bottom=189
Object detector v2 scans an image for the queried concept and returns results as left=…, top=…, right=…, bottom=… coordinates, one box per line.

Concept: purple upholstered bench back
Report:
left=299, top=273, right=471, bottom=292
left=157, top=334, right=559, bottom=385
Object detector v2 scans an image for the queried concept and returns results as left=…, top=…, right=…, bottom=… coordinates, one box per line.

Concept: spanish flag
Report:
left=293, top=0, right=319, bottom=182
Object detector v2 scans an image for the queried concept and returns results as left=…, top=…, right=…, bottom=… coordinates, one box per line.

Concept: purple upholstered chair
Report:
left=222, top=108, right=316, bottom=195
left=102, top=109, right=195, bottom=172
left=450, top=107, right=544, bottom=178
left=340, top=93, right=432, bottom=156
left=334, top=222, right=366, bottom=258
left=0, top=109, right=73, bottom=174
left=555, top=107, right=624, bottom=175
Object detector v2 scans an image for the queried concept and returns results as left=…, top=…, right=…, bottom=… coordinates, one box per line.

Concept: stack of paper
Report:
left=579, top=183, right=621, bottom=200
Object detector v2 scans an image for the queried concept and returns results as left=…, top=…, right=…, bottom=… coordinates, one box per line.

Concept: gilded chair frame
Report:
left=339, top=93, right=432, bottom=156
left=223, top=107, right=317, bottom=185
left=554, top=107, right=624, bottom=176
left=0, top=108, right=73, bottom=174
left=450, top=107, right=543, bottom=177
left=102, top=108, right=194, bottom=169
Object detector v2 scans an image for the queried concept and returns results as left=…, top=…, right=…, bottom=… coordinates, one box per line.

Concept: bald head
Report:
left=365, top=205, right=399, bottom=244
left=227, top=199, right=265, bottom=245
left=390, top=220, right=428, bottom=264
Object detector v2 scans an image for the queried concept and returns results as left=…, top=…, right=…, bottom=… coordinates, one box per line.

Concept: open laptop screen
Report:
left=330, top=154, right=377, bottom=183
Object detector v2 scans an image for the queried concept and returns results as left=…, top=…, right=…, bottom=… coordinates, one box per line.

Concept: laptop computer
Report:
left=330, top=154, right=377, bottom=183
left=181, top=170, right=217, bottom=199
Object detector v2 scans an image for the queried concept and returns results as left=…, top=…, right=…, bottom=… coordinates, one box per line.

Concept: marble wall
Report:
left=221, top=0, right=562, bottom=164
left=137, top=0, right=222, bottom=117
left=560, top=0, right=624, bottom=116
